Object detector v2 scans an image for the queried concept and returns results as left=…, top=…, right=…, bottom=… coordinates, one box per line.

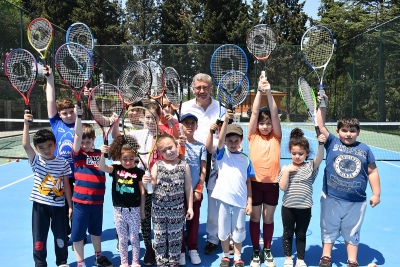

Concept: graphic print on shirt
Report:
left=86, top=155, right=100, bottom=167
left=57, top=131, right=74, bottom=161
left=116, top=169, right=137, bottom=195
left=38, top=172, right=65, bottom=200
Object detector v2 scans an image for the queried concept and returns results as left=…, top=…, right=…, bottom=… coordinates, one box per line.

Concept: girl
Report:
left=159, top=98, right=180, bottom=139
left=99, top=135, right=146, bottom=267
left=143, top=132, right=194, bottom=267
left=248, top=76, right=282, bottom=267
left=277, top=128, right=326, bottom=267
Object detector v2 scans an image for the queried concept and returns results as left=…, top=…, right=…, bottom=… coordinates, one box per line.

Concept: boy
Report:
left=316, top=95, right=381, bottom=267
left=211, top=110, right=254, bottom=267
left=71, top=106, right=113, bottom=267
left=179, top=113, right=207, bottom=265
left=22, top=111, right=72, bottom=267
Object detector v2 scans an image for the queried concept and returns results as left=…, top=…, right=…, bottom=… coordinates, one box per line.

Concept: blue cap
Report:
left=180, top=113, right=198, bottom=122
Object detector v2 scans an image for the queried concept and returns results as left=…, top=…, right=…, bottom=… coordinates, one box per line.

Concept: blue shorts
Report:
left=70, top=202, right=103, bottom=242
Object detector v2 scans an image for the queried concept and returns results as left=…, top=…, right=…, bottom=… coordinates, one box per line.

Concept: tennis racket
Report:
left=210, top=44, right=248, bottom=123
left=27, top=18, right=53, bottom=70
left=119, top=61, right=152, bottom=104
left=246, top=24, right=277, bottom=79
left=122, top=106, right=159, bottom=193
left=298, top=76, right=323, bottom=144
left=4, top=49, right=38, bottom=113
left=301, top=25, right=334, bottom=108
left=88, top=83, right=124, bottom=158
left=55, top=42, right=94, bottom=117
left=66, top=22, right=95, bottom=56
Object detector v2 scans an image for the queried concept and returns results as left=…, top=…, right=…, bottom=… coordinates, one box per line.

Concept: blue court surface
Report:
left=0, top=157, right=398, bottom=267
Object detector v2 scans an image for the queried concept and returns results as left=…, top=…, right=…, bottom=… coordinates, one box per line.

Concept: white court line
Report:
left=382, top=161, right=400, bottom=168
left=0, top=174, right=33, bottom=190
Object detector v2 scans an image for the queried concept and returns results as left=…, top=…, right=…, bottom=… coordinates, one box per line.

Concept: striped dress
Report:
left=152, top=160, right=186, bottom=267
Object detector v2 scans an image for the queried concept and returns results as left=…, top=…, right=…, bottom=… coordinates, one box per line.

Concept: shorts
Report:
left=320, top=194, right=366, bottom=245
left=218, top=201, right=246, bottom=243
left=251, top=181, right=279, bottom=206
left=70, top=202, right=103, bottom=242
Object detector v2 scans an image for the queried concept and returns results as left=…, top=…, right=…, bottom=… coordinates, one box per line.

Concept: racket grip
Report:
left=104, top=140, right=108, bottom=159
left=77, top=101, right=82, bottom=118
left=228, top=104, right=233, bottom=124
left=315, top=126, right=324, bottom=145
left=261, top=71, right=266, bottom=80
left=43, top=58, right=49, bottom=76
left=319, top=86, right=326, bottom=108
left=145, top=170, right=153, bottom=194
left=179, top=124, right=186, bottom=154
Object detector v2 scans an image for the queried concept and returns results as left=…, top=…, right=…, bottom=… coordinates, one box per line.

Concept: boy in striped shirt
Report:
left=22, top=111, right=72, bottom=267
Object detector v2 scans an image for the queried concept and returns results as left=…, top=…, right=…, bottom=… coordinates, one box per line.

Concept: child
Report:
left=211, top=110, right=254, bottom=267
left=159, top=97, right=180, bottom=139
left=99, top=135, right=146, bottom=267
left=277, top=128, right=326, bottom=267
left=247, top=76, right=282, bottom=267
left=179, top=113, right=207, bottom=265
left=316, top=95, right=381, bottom=267
left=203, top=121, right=223, bottom=255
left=70, top=107, right=113, bottom=267
left=22, top=111, right=72, bottom=267
left=143, top=132, right=194, bottom=267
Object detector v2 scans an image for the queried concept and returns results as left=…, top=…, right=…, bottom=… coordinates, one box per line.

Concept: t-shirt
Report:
left=158, top=119, right=180, bottom=137
left=49, top=114, right=75, bottom=178
left=128, top=128, right=162, bottom=171
left=72, top=149, right=106, bottom=205
left=211, top=146, right=255, bottom=208
left=184, top=141, right=207, bottom=190
left=110, top=164, right=144, bottom=208
left=323, top=133, right=375, bottom=202
left=277, top=161, right=319, bottom=209
left=181, top=98, right=225, bottom=145
left=249, top=130, right=281, bottom=183
left=29, top=154, right=72, bottom=206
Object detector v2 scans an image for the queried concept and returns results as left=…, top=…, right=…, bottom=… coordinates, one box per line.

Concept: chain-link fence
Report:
left=1, top=0, right=400, bottom=123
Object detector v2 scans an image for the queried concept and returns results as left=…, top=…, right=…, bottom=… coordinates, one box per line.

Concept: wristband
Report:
left=195, top=183, right=204, bottom=193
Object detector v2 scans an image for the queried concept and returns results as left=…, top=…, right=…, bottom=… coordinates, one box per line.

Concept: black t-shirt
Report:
left=111, top=164, right=144, bottom=208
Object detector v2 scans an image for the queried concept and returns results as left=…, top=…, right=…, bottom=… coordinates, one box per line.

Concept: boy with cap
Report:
left=179, top=113, right=207, bottom=265
left=211, top=110, right=255, bottom=267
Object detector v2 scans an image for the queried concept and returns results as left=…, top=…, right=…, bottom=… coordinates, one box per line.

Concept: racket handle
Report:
left=163, top=110, right=173, bottom=128
left=25, top=105, right=32, bottom=123
left=228, top=104, right=233, bottom=124
left=104, top=140, right=108, bottom=159
left=319, top=85, right=326, bottom=108
left=261, top=71, right=266, bottom=80
left=179, top=124, right=186, bottom=154
left=77, top=101, right=82, bottom=118
left=315, top=126, right=324, bottom=145
left=145, top=170, right=153, bottom=194
left=43, top=58, right=49, bottom=76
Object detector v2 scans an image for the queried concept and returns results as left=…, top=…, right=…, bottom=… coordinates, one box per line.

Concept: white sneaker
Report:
left=295, top=260, right=307, bottom=267
left=188, top=250, right=201, bottom=265
left=283, top=259, right=294, bottom=267
left=179, top=252, right=186, bottom=266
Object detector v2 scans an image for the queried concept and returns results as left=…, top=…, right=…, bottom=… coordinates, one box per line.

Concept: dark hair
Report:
left=82, top=123, right=95, bottom=140
left=337, top=116, right=360, bottom=131
left=57, top=98, right=75, bottom=111
left=289, top=128, right=310, bottom=154
left=258, top=106, right=271, bottom=122
left=33, top=129, right=56, bottom=147
left=145, top=102, right=162, bottom=117
left=156, top=131, right=176, bottom=146
left=226, top=133, right=243, bottom=138
left=108, top=135, right=139, bottom=161
left=125, top=100, right=143, bottom=110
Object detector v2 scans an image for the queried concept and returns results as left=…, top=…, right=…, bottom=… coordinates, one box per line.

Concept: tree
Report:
left=248, top=0, right=266, bottom=26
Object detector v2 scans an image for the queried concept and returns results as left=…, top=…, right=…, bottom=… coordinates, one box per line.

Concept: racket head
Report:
left=119, top=61, right=152, bottom=104
left=246, top=24, right=277, bottom=61
left=66, top=22, right=95, bottom=55
left=4, top=49, right=38, bottom=106
left=55, top=42, right=94, bottom=97
left=210, top=44, right=248, bottom=86
left=27, top=18, right=53, bottom=59
left=88, top=83, right=125, bottom=128
left=301, top=26, right=334, bottom=69
left=141, top=59, right=164, bottom=99
left=298, top=76, right=317, bottom=116
left=163, top=67, right=183, bottom=121
left=218, top=71, right=250, bottom=109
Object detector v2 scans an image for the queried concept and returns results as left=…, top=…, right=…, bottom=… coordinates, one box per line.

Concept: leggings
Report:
left=281, top=206, right=311, bottom=260
left=114, top=207, right=141, bottom=265
left=141, top=192, right=152, bottom=250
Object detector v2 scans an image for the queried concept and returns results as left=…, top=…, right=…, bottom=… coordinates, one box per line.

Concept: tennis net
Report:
left=0, top=119, right=399, bottom=161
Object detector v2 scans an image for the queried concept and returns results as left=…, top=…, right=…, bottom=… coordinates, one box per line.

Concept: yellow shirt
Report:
left=248, top=130, right=281, bottom=183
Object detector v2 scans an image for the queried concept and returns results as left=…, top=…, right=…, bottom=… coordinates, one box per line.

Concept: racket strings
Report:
left=302, top=29, right=333, bottom=67
left=67, top=24, right=94, bottom=53
left=218, top=71, right=249, bottom=108
left=5, top=50, right=37, bottom=93
left=90, top=84, right=124, bottom=127
left=28, top=19, right=52, bottom=51
left=247, top=25, right=277, bottom=60
left=141, top=59, right=164, bottom=98
left=119, top=61, right=152, bottom=103
left=211, top=45, right=248, bottom=83
left=163, top=67, right=182, bottom=109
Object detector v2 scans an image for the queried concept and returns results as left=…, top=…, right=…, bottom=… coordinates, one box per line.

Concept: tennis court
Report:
left=0, top=124, right=399, bottom=267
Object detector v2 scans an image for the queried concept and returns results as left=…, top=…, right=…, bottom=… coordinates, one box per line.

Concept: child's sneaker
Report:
left=249, top=249, right=260, bottom=267
left=188, top=250, right=201, bottom=265
left=295, top=259, right=307, bottom=267
left=229, top=243, right=234, bottom=255
left=347, top=261, right=359, bottom=267
left=283, top=259, right=293, bottom=267
left=233, top=259, right=245, bottom=267
left=143, top=249, right=156, bottom=266
left=220, top=257, right=231, bottom=267
left=318, top=256, right=331, bottom=267
left=95, top=255, right=113, bottom=267
left=179, top=252, right=186, bottom=266
left=262, top=248, right=276, bottom=267
left=204, top=241, right=218, bottom=255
